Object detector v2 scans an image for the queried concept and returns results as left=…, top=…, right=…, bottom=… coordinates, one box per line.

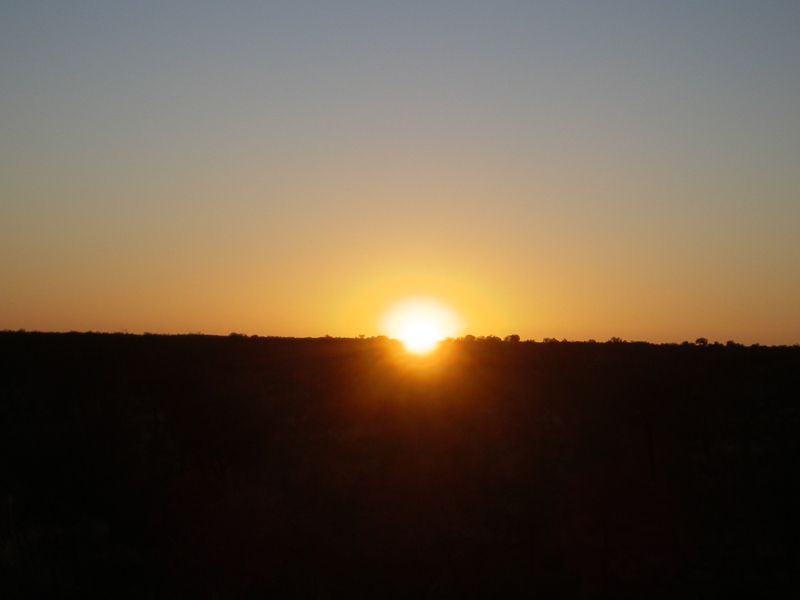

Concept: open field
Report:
left=2, top=332, right=799, bottom=597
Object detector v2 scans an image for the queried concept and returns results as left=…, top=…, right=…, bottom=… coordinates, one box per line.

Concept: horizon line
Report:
left=2, top=329, right=798, bottom=348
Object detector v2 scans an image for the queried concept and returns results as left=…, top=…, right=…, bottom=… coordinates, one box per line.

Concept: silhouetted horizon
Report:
left=3, top=331, right=799, bottom=596
left=3, top=2, right=799, bottom=596
left=3, top=329, right=799, bottom=348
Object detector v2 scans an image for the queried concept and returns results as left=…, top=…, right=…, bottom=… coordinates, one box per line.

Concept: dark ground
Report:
left=1, top=332, right=799, bottom=598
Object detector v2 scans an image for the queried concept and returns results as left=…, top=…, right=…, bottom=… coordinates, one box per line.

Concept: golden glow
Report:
left=382, top=297, right=461, bottom=354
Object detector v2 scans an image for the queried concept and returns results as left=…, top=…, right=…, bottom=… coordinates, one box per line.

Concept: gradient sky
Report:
left=2, top=1, right=799, bottom=343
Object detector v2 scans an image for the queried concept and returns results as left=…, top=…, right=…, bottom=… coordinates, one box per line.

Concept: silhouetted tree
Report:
left=504, top=334, right=520, bottom=343
left=695, top=337, right=709, bottom=346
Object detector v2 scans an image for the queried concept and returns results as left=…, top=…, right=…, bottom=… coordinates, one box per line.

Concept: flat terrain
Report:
left=1, top=333, right=799, bottom=598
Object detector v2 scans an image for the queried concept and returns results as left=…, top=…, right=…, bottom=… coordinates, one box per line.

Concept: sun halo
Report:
left=382, top=298, right=461, bottom=355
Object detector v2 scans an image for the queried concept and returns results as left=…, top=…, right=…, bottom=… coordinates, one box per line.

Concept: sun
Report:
left=382, top=297, right=461, bottom=354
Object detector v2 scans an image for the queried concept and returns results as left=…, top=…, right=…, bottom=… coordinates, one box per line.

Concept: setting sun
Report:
left=382, top=298, right=461, bottom=354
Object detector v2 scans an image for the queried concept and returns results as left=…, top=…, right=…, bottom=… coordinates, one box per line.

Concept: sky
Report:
left=2, top=1, right=799, bottom=343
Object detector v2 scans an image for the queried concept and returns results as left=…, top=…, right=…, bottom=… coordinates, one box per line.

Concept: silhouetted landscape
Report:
left=2, top=331, right=799, bottom=598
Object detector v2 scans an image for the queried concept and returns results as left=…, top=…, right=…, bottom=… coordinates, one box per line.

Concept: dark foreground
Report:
left=1, top=332, right=799, bottom=598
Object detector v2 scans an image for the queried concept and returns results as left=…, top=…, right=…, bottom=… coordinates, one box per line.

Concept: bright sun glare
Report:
left=382, top=298, right=461, bottom=354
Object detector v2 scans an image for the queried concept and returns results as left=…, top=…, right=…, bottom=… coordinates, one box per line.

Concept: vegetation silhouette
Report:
left=1, top=331, right=799, bottom=598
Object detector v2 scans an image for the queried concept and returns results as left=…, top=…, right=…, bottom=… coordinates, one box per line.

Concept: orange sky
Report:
left=2, top=3, right=799, bottom=344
